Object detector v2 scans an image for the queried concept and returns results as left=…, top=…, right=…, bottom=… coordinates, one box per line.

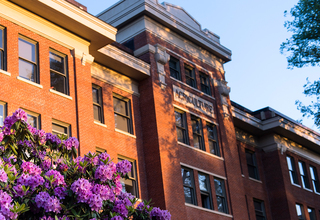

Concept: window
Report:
left=0, top=27, right=5, bottom=70
left=0, top=102, right=6, bottom=126
left=181, top=167, right=196, bottom=205
left=118, top=157, right=139, bottom=197
left=309, top=166, right=320, bottom=193
left=286, top=156, right=299, bottom=185
left=207, top=123, right=220, bottom=156
left=214, top=178, right=228, bottom=213
left=52, top=121, right=70, bottom=137
left=96, top=147, right=106, bottom=155
left=308, top=207, right=316, bottom=220
left=24, top=110, right=40, bottom=129
left=246, top=150, right=259, bottom=180
left=92, top=85, right=103, bottom=123
left=185, top=65, right=196, bottom=88
left=298, top=161, right=311, bottom=189
left=200, top=72, right=211, bottom=95
left=169, top=57, right=181, bottom=80
left=253, top=199, right=267, bottom=220
left=50, top=50, right=68, bottom=94
left=198, top=173, right=212, bottom=209
left=19, top=36, right=38, bottom=82
left=296, top=204, right=305, bottom=220
left=191, top=116, right=204, bottom=150
left=113, top=95, right=133, bottom=134
left=175, top=110, right=188, bottom=144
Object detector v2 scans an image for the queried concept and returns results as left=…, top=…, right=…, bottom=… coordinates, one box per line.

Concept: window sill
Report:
left=314, top=191, right=320, bottom=195
left=302, top=187, right=313, bottom=193
left=94, top=121, right=107, bottom=128
left=178, top=142, right=224, bottom=161
left=170, top=77, right=215, bottom=100
left=49, top=89, right=72, bottom=100
left=291, top=183, right=301, bottom=188
left=115, top=128, right=136, bottom=138
left=248, top=177, right=262, bottom=183
left=185, top=203, right=232, bottom=218
left=17, top=76, right=43, bottom=89
left=0, top=69, right=11, bottom=76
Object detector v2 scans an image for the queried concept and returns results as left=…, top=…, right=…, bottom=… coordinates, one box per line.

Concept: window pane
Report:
left=296, top=204, right=304, bottom=220
left=184, top=187, right=193, bottom=204
left=93, top=105, right=101, bottom=121
left=193, top=135, right=200, bottom=149
left=0, top=51, right=3, bottom=70
left=50, top=52, right=64, bottom=73
left=19, top=38, right=35, bottom=62
left=50, top=72, right=66, bottom=94
left=92, top=88, right=99, bottom=103
left=182, top=168, right=192, bottom=187
left=198, top=174, right=208, bottom=192
left=201, top=194, right=211, bottom=209
left=176, top=128, right=185, bottom=143
left=308, top=208, right=316, bottom=220
left=209, top=141, right=217, bottom=154
left=214, top=179, right=224, bottom=196
left=0, top=104, right=3, bottom=126
left=286, top=157, right=293, bottom=170
left=0, top=29, right=2, bottom=49
left=19, top=59, right=35, bottom=81
left=27, top=114, right=37, bottom=128
left=114, top=114, right=129, bottom=132
left=192, top=119, right=200, bottom=133
left=175, top=112, right=183, bottom=127
left=114, top=98, right=127, bottom=115
left=52, top=123, right=67, bottom=135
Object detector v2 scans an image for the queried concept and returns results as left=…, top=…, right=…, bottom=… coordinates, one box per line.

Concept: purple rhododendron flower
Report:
left=150, top=207, right=171, bottom=220
left=45, top=170, right=66, bottom=187
left=0, top=169, right=7, bottom=183
left=21, top=162, right=42, bottom=176
left=116, top=160, right=131, bottom=175
left=13, top=108, right=27, bottom=122
left=94, top=162, right=116, bottom=182
left=111, top=216, right=123, bottom=220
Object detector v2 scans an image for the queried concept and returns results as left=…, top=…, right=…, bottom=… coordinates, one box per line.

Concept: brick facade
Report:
left=2, top=1, right=320, bottom=220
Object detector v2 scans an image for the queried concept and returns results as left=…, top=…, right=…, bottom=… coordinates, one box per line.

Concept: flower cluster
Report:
left=35, top=191, right=61, bottom=213
left=0, top=109, right=171, bottom=220
left=116, top=159, right=132, bottom=175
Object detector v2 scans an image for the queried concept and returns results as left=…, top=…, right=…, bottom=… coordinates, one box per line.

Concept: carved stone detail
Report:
left=154, top=45, right=170, bottom=90
left=214, top=79, right=231, bottom=118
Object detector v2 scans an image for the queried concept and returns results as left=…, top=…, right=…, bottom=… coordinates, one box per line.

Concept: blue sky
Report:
left=77, top=0, right=320, bottom=131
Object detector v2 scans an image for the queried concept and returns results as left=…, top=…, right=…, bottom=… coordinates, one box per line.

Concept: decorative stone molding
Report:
left=154, top=44, right=170, bottom=89
left=214, top=79, right=231, bottom=118
left=134, top=44, right=156, bottom=57
left=235, top=128, right=257, bottom=146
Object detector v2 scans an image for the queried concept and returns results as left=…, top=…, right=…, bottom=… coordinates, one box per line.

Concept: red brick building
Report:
left=1, top=0, right=320, bottom=219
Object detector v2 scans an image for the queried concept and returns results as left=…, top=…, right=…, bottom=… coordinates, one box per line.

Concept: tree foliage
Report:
left=281, top=0, right=320, bottom=127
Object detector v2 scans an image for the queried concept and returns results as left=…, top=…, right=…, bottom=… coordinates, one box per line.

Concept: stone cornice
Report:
left=98, top=0, right=231, bottom=62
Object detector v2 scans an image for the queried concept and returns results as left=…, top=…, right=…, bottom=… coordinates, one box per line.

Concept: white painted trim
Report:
left=49, top=89, right=72, bottom=100
left=0, top=69, right=11, bottom=76
left=98, top=45, right=150, bottom=76
left=16, top=76, right=43, bottom=89
left=94, top=121, right=107, bottom=128
left=178, top=142, right=224, bottom=161
left=180, top=162, right=226, bottom=180
left=170, top=77, right=215, bottom=100
left=302, top=187, right=313, bottom=193
left=248, top=177, right=262, bottom=184
left=291, top=183, right=301, bottom=188
left=173, top=104, right=217, bottom=125
left=115, top=128, right=136, bottom=138
left=134, top=44, right=156, bottom=57
left=91, top=74, right=140, bottom=97
left=185, top=203, right=233, bottom=218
